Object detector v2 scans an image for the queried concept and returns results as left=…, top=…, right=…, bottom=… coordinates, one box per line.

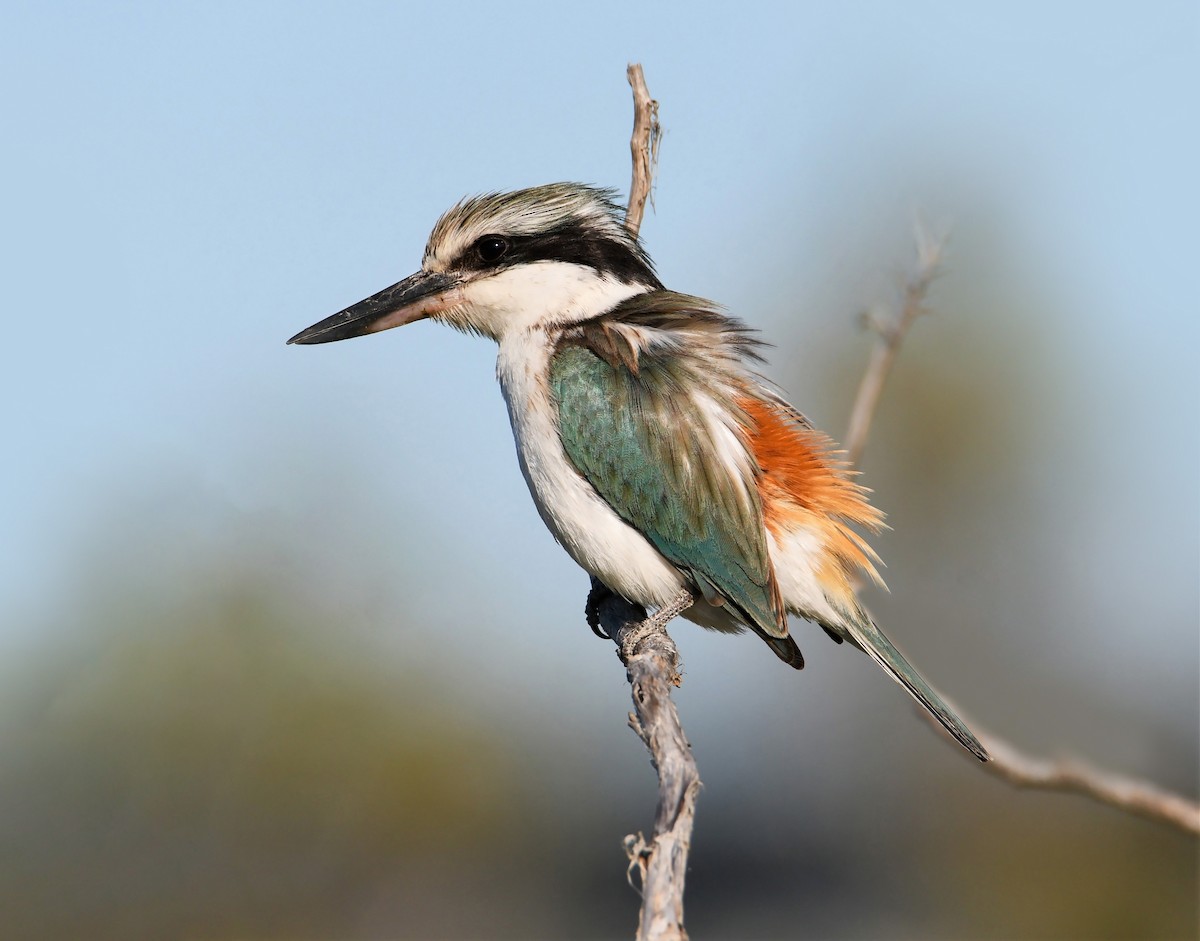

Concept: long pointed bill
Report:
left=287, top=270, right=464, bottom=345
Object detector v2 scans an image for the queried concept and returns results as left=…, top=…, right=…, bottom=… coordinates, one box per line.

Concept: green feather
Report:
left=550, top=341, right=781, bottom=637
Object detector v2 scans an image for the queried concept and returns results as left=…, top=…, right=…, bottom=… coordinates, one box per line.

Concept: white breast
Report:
left=496, top=328, right=687, bottom=608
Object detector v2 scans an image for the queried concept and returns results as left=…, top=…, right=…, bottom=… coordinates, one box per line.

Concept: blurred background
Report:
left=1, top=2, right=1196, bottom=938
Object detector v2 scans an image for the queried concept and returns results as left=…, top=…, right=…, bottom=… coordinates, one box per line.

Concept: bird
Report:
left=288, top=182, right=988, bottom=762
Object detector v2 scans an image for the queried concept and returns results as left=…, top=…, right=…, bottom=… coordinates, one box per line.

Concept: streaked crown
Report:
left=423, top=183, right=661, bottom=289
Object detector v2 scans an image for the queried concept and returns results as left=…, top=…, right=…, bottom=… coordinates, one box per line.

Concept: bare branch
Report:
left=979, top=732, right=1200, bottom=834
left=591, top=584, right=700, bottom=941
left=625, top=63, right=660, bottom=240
left=844, top=217, right=945, bottom=468
left=912, top=712, right=1200, bottom=835
left=600, top=64, right=698, bottom=940
left=851, top=226, right=1200, bottom=838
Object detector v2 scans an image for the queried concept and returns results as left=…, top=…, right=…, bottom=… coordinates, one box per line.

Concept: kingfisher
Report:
left=288, top=182, right=988, bottom=762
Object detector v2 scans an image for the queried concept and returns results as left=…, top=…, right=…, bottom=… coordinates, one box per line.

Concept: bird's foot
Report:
left=619, top=588, right=694, bottom=661
left=653, top=588, right=696, bottom=627
left=585, top=578, right=614, bottom=639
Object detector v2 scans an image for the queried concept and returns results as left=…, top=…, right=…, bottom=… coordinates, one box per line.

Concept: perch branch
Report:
left=849, top=226, right=1200, bottom=837
left=589, top=64, right=698, bottom=941
left=592, top=582, right=700, bottom=941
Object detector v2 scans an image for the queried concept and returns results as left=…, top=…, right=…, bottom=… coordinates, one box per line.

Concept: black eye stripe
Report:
left=455, top=222, right=662, bottom=288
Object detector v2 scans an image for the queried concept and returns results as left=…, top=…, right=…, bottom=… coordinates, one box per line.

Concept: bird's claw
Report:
left=587, top=583, right=694, bottom=652
left=585, top=579, right=613, bottom=639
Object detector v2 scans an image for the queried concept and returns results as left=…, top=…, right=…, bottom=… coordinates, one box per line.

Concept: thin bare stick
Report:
left=625, top=63, right=660, bottom=240
left=591, top=583, right=700, bottom=941
left=851, top=227, right=1200, bottom=838
left=590, top=64, right=698, bottom=941
left=844, top=218, right=944, bottom=468
left=911, top=712, right=1200, bottom=835
left=979, top=731, right=1200, bottom=834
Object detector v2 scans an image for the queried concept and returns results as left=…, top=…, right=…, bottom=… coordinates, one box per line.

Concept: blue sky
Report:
left=1, top=1, right=1196, bottom=735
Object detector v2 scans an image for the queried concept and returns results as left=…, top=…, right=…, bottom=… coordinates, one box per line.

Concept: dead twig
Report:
left=625, top=63, right=660, bottom=241
left=592, top=582, right=699, bottom=941
left=595, top=64, right=697, bottom=941
left=979, top=731, right=1200, bottom=835
left=850, top=225, right=1200, bottom=837
left=913, top=710, right=1199, bottom=834
left=844, top=217, right=944, bottom=468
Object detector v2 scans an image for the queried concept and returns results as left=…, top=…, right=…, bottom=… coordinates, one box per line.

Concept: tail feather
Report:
left=754, top=627, right=805, bottom=670
left=843, top=616, right=989, bottom=762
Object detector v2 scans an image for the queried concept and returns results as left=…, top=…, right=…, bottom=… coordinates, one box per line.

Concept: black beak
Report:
left=287, top=270, right=463, bottom=345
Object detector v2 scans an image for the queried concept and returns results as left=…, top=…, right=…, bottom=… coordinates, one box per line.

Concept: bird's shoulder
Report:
left=552, top=289, right=765, bottom=376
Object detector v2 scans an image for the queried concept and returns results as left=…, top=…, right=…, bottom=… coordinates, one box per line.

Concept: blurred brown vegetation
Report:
left=0, top=543, right=638, bottom=939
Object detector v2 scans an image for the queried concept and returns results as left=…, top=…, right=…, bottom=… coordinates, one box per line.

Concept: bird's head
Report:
left=288, top=183, right=662, bottom=346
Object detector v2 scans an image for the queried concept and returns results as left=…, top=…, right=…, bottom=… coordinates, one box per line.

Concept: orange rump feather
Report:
left=740, top=396, right=886, bottom=599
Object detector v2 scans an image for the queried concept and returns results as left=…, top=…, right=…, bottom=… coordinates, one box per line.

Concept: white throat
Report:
left=494, top=325, right=688, bottom=609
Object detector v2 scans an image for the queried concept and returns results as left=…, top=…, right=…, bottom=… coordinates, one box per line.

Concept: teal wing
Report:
left=549, top=340, right=785, bottom=637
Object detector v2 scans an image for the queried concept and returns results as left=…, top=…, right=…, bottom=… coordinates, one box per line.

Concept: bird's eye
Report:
left=475, top=235, right=509, bottom=264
